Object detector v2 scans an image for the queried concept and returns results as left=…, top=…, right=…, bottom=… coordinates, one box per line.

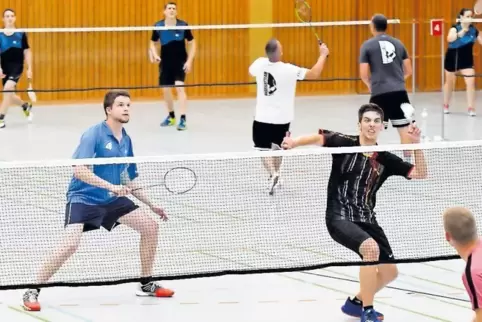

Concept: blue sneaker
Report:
left=361, top=308, right=379, bottom=322
left=177, top=118, right=187, bottom=131
left=341, top=298, right=384, bottom=320
left=160, top=116, right=176, bottom=127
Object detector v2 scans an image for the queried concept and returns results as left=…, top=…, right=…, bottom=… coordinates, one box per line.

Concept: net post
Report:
left=441, top=22, right=445, bottom=140
left=411, top=20, right=416, bottom=102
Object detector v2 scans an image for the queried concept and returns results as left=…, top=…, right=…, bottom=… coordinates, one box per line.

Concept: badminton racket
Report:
left=111, top=166, right=198, bottom=196
left=475, top=0, right=482, bottom=15
left=294, top=0, right=323, bottom=45
left=27, top=78, right=37, bottom=102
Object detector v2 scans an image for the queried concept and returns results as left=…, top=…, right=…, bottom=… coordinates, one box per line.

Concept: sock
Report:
left=180, top=114, right=186, bottom=121
left=140, top=276, right=152, bottom=285
left=363, top=305, right=374, bottom=312
left=36, top=288, right=41, bottom=294
left=21, top=102, right=29, bottom=111
left=169, top=111, right=175, bottom=119
left=351, top=296, right=362, bottom=305
left=0, top=114, right=4, bottom=120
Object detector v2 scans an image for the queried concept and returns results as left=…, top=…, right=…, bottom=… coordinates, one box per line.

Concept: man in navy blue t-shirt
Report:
left=149, top=1, right=196, bottom=131
left=22, top=90, right=174, bottom=312
left=0, top=8, right=33, bottom=128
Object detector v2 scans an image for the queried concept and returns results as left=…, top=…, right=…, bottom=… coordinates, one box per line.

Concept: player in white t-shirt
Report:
left=249, top=38, right=329, bottom=195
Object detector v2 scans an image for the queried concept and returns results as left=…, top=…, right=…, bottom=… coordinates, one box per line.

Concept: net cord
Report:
left=1, top=139, right=481, bottom=169
left=0, top=19, right=401, bottom=33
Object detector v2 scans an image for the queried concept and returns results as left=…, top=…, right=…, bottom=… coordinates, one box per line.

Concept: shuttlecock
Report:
left=400, top=103, right=415, bottom=120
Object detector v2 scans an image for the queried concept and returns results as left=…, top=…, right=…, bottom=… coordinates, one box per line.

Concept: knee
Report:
left=465, top=79, right=475, bottom=89
left=140, top=218, right=159, bottom=240
left=359, top=239, right=380, bottom=262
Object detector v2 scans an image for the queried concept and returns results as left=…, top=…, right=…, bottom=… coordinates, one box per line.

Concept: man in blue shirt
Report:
left=149, top=1, right=196, bottom=131
left=22, top=90, right=174, bottom=312
left=0, top=8, right=33, bottom=129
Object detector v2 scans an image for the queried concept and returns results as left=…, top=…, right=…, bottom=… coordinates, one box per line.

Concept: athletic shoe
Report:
left=443, top=106, right=449, bottom=114
left=341, top=298, right=384, bottom=320
left=23, top=102, right=33, bottom=122
left=135, top=282, right=175, bottom=298
left=361, top=308, right=379, bottom=322
left=22, top=289, right=41, bottom=311
left=469, top=108, right=476, bottom=117
left=0, top=119, right=5, bottom=128
left=177, top=118, right=187, bottom=131
left=160, top=116, right=176, bottom=127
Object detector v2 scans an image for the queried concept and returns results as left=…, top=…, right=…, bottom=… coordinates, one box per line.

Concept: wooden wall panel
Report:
left=2, top=0, right=482, bottom=102
left=0, top=0, right=250, bottom=102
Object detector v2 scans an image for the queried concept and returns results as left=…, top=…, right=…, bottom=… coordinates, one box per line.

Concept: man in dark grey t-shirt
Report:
left=359, top=14, right=414, bottom=152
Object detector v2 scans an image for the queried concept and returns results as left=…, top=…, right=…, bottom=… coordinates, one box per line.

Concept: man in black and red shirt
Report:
left=282, top=103, right=428, bottom=322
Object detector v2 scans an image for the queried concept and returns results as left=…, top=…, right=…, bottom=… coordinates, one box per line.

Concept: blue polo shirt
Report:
left=66, top=121, right=138, bottom=205
left=151, top=19, right=194, bottom=66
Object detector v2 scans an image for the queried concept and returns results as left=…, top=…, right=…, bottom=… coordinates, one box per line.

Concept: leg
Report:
left=23, top=203, right=105, bottom=311
left=159, top=67, right=176, bottom=127
left=327, top=219, right=385, bottom=320
left=101, top=197, right=173, bottom=298
left=460, top=68, right=476, bottom=116
left=443, top=70, right=456, bottom=113
left=174, top=67, right=187, bottom=130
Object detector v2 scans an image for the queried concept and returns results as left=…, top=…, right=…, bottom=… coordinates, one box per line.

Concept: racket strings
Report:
left=295, top=3, right=312, bottom=23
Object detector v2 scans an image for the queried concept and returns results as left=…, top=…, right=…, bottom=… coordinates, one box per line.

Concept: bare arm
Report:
left=408, top=150, right=428, bottom=179
left=24, top=48, right=32, bottom=71
left=403, top=58, right=412, bottom=80
left=126, top=179, right=154, bottom=208
left=304, top=55, right=328, bottom=80
left=73, top=166, right=116, bottom=191
left=359, top=63, right=371, bottom=91
left=292, top=134, right=324, bottom=147
left=186, top=39, right=196, bottom=64
left=474, top=309, right=482, bottom=322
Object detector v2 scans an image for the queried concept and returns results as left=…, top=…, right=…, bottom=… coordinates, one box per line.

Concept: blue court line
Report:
left=45, top=305, right=93, bottom=322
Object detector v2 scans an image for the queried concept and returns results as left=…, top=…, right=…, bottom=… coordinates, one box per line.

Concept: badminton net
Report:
left=0, top=139, right=480, bottom=290
left=0, top=19, right=402, bottom=101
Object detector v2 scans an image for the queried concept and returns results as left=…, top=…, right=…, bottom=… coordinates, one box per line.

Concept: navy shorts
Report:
left=369, top=90, right=412, bottom=129
left=326, top=218, right=394, bottom=261
left=2, top=63, right=23, bottom=86
left=65, top=197, right=139, bottom=232
left=159, top=64, right=186, bottom=86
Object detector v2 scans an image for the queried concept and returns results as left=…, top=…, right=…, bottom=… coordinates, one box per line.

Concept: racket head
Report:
left=475, top=1, right=482, bottom=15
left=163, top=166, right=197, bottom=195
left=295, top=0, right=312, bottom=23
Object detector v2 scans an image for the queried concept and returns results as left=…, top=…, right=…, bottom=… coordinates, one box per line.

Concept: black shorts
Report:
left=159, top=64, right=186, bottom=86
left=65, top=197, right=139, bottom=232
left=444, top=49, right=474, bottom=72
left=326, top=218, right=394, bottom=261
left=369, top=90, right=412, bottom=129
left=2, top=63, right=23, bottom=86
left=252, top=120, right=290, bottom=150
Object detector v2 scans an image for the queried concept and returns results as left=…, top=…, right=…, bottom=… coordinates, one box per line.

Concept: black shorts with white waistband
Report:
left=252, top=120, right=290, bottom=150
left=326, top=217, right=395, bottom=261
left=369, top=90, right=412, bottom=129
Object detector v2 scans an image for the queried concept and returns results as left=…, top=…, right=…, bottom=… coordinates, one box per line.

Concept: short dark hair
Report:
left=372, top=14, right=388, bottom=32
left=358, top=103, right=384, bottom=122
left=164, top=2, right=177, bottom=9
left=458, top=8, right=472, bottom=19
left=103, top=90, right=130, bottom=116
left=3, top=8, right=15, bottom=17
left=265, top=38, right=279, bottom=61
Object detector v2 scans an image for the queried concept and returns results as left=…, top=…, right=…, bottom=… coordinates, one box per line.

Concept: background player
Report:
left=0, top=8, right=33, bottom=129
left=443, top=8, right=482, bottom=116
left=443, top=207, right=482, bottom=322
left=249, top=38, right=329, bottom=194
left=359, top=14, right=413, bottom=154
left=22, top=90, right=173, bottom=312
left=150, top=2, right=196, bottom=131
left=282, top=103, right=427, bottom=322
